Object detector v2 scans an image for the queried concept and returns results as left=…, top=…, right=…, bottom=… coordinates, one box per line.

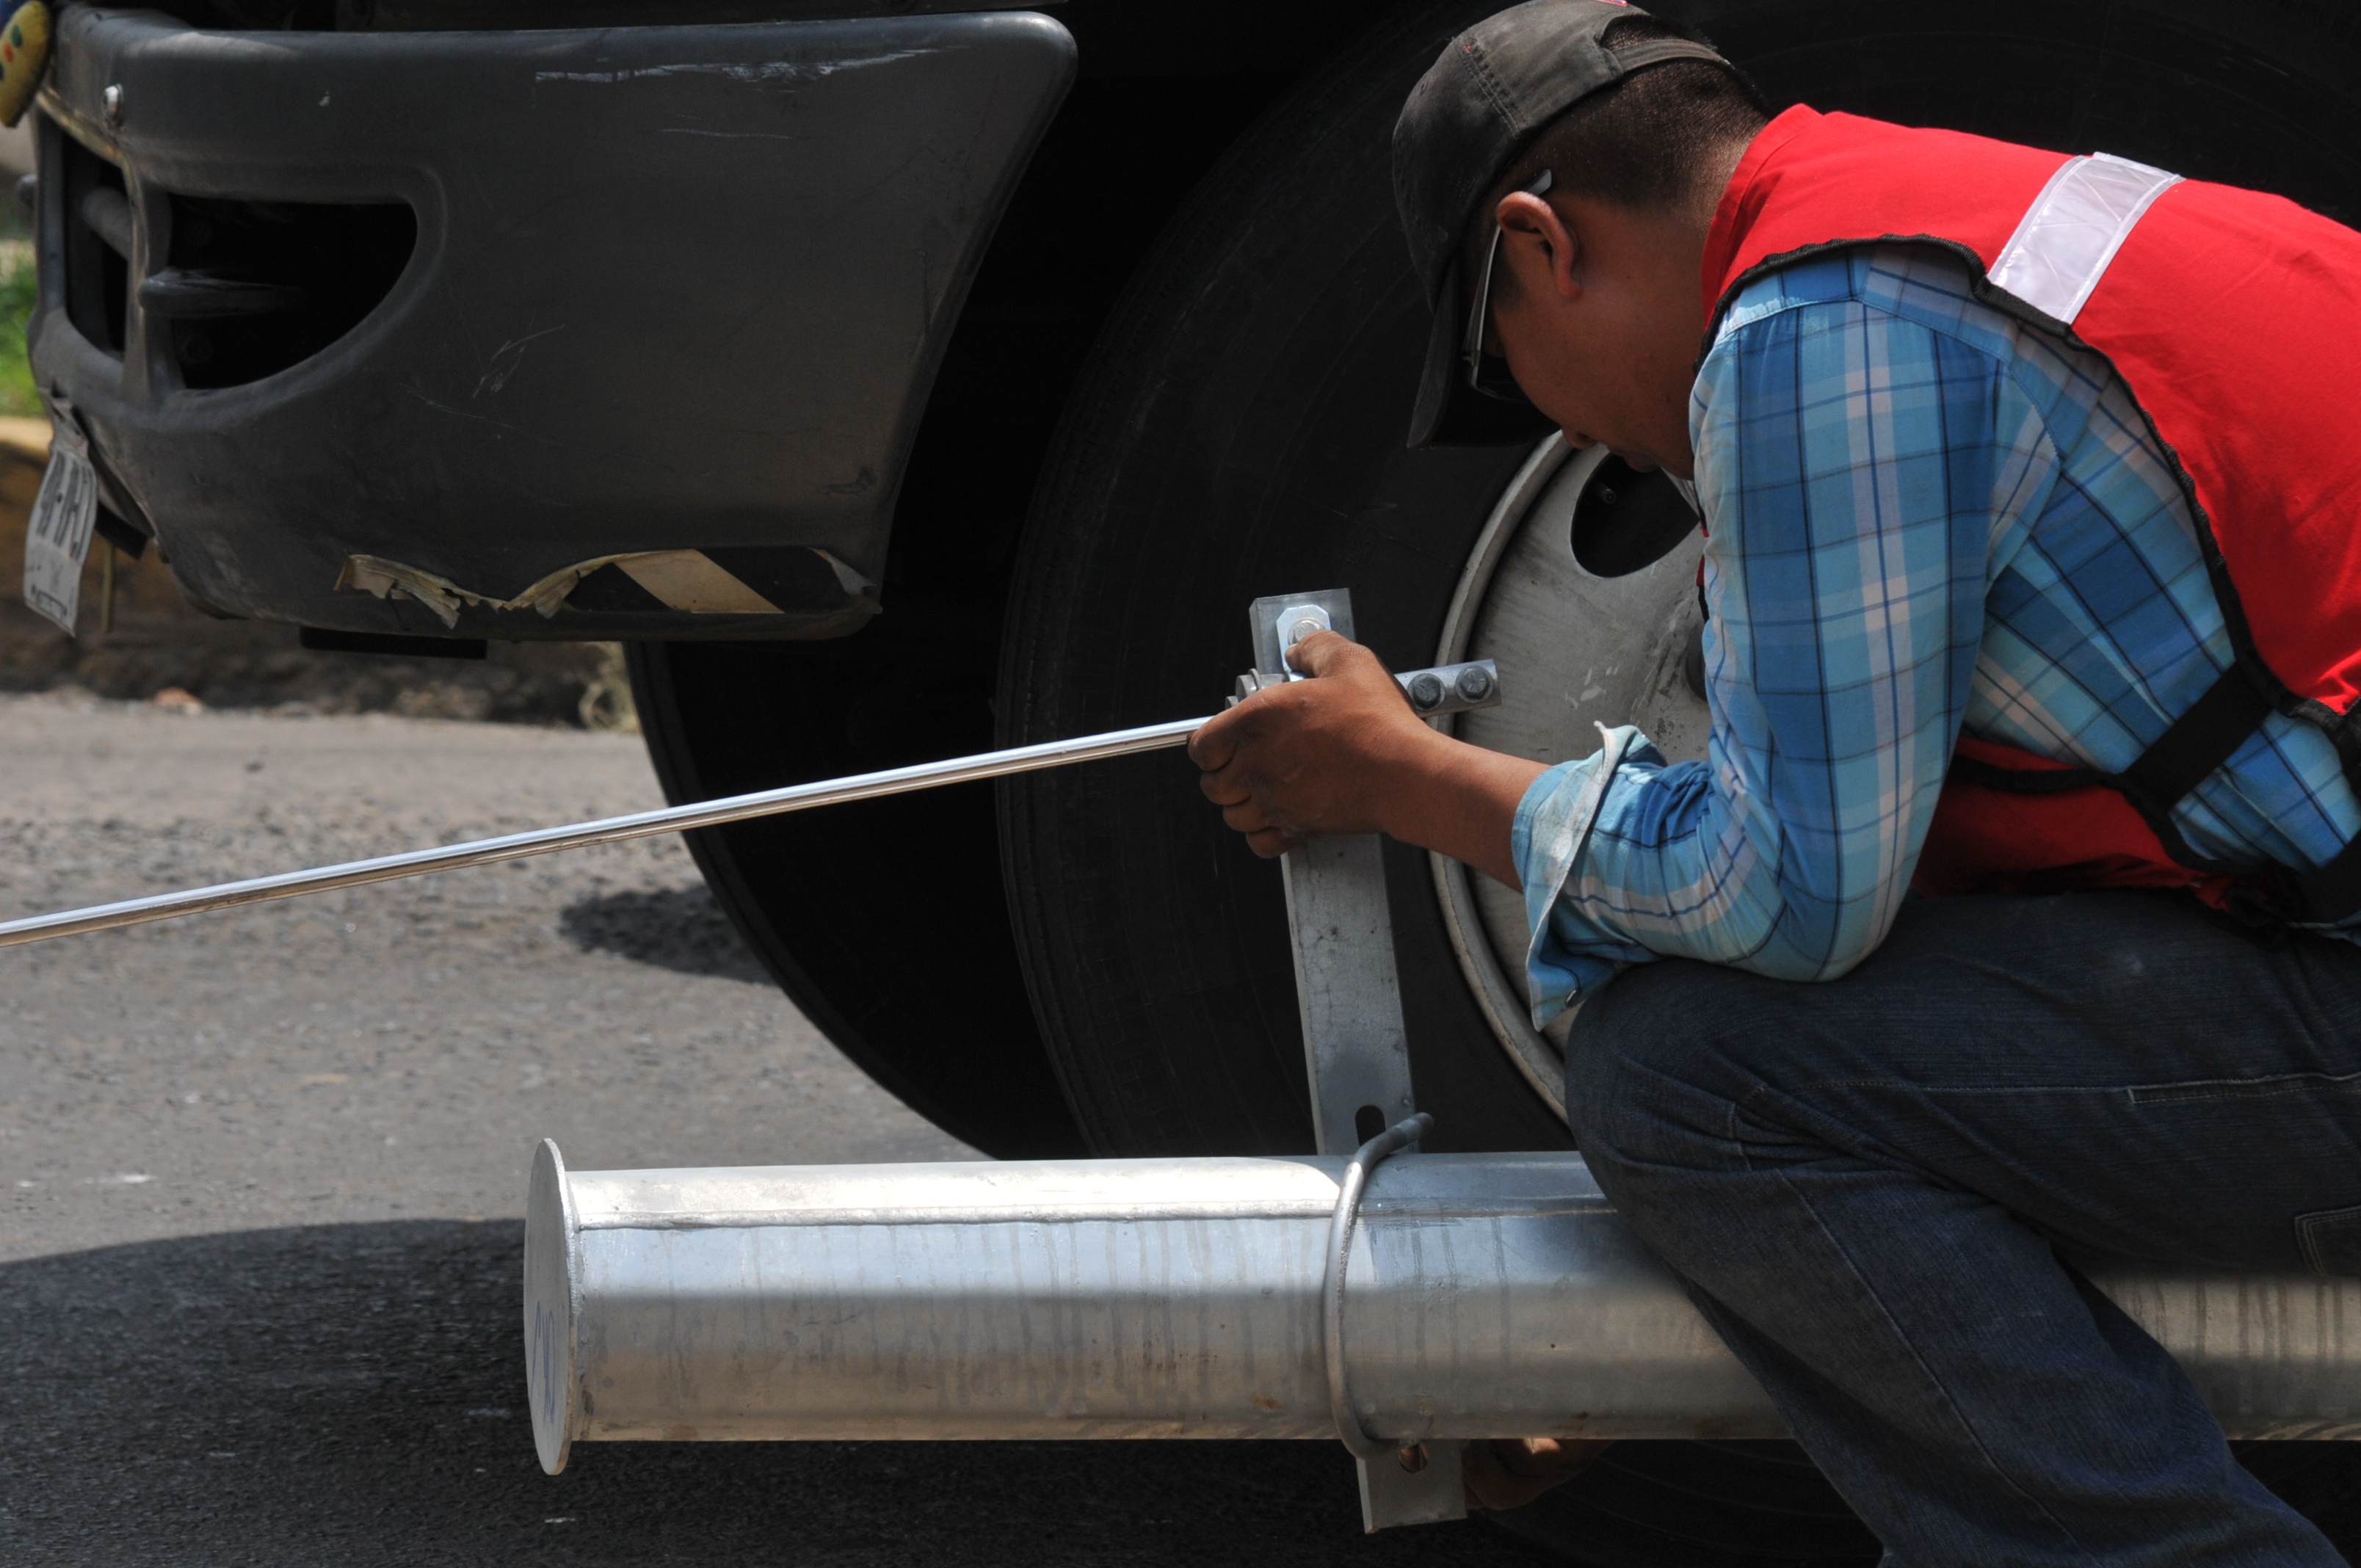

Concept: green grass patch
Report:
left=0, top=239, right=38, bottom=418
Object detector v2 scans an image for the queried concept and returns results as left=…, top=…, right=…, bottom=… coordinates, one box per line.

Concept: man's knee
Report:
left=1562, top=959, right=1791, bottom=1181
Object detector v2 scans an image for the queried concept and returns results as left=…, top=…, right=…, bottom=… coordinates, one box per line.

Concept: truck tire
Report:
left=995, top=0, right=2361, bottom=1560
left=628, top=634, right=1087, bottom=1158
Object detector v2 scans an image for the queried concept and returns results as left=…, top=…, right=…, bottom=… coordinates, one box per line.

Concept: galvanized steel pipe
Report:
left=523, top=1141, right=2361, bottom=1473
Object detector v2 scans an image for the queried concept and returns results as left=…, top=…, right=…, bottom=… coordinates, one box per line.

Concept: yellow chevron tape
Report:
left=614, top=550, right=780, bottom=614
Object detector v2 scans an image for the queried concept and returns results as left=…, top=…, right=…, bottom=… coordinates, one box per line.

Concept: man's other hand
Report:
left=1462, top=1437, right=1616, bottom=1511
left=1187, top=631, right=1434, bottom=858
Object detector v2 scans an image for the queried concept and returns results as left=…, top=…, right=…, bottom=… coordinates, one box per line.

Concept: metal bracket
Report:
left=1241, top=588, right=1500, bottom=719
left=1234, top=657, right=1501, bottom=719
left=1251, top=587, right=1353, bottom=680
left=1248, top=587, right=1476, bottom=1533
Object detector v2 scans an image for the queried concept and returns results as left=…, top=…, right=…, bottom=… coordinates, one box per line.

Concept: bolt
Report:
left=1454, top=664, right=1495, bottom=703
left=1596, top=485, right=1618, bottom=506
left=102, top=84, right=123, bottom=124
left=1288, top=617, right=1324, bottom=646
left=1407, top=672, right=1443, bottom=711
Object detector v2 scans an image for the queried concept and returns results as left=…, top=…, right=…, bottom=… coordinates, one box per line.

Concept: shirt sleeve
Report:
left=1510, top=277, right=2059, bottom=1028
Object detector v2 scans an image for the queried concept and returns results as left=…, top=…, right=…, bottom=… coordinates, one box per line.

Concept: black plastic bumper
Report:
left=29, top=6, right=1073, bottom=639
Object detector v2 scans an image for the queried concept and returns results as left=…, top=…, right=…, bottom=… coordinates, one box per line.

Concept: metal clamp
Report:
left=1230, top=658, right=1503, bottom=718
left=1324, top=1111, right=1433, bottom=1463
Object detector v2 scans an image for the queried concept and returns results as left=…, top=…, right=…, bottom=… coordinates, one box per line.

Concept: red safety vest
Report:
left=1700, top=106, right=2361, bottom=922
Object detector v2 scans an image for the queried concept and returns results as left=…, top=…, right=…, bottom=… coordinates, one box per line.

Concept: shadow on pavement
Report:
left=0, top=1220, right=1547, bottom=1566
left=559, top=885, right=772, bottom=985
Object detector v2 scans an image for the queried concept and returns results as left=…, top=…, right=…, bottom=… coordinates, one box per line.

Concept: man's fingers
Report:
left=1220, top=799, right=1276, bottom=835
left=1244, top=827, right=1299, bottom=858
left=1199, top=764, right=1251, bottom=807
left=1213, top=794, right=1298, bottom=857
left=1186, top=709, right=1240, bottom=771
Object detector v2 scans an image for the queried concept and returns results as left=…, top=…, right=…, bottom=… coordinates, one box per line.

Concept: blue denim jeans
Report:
left=1564, top=890, right=2361, bottom=1567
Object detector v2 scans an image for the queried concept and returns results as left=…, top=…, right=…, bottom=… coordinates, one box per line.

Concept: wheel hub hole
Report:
left=1570, top=454, right=1699, bottom=578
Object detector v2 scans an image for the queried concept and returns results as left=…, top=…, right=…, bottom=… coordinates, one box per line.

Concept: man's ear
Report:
left=1497, top=190, right=1581, bottom=302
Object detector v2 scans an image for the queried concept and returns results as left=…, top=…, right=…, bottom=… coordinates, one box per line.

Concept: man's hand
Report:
left=1188, top=631, right=1435, bottom=857
left=1461, top=1437, right=1616, bottom=1511
left=1186, top=631, right=1548, bottom=885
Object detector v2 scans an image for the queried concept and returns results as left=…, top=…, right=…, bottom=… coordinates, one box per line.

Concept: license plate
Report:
left=21, top=425, right=98, bottom=637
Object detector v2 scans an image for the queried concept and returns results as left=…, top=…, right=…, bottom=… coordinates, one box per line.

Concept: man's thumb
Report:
left=1285, top=628, right=1351, bottom=677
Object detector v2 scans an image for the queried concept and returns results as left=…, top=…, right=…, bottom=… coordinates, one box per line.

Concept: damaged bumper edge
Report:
left=335, top=548, right=881, bottom=636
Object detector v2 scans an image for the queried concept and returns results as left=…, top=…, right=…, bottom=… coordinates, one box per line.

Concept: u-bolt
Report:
left=1323, top=1111, right=1433, bottom=1463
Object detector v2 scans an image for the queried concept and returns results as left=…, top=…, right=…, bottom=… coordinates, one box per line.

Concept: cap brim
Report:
left=1407, top=256, right=1562, bottom=449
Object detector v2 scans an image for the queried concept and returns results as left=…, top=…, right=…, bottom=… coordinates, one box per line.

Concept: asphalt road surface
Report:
left=0, top=691, right=1547, bottom=1567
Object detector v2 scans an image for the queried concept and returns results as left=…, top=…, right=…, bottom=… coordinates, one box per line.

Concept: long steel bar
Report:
left=0, top=715, right=1206, bottom=949
left=523, top=1141, right=2361, bottom=1475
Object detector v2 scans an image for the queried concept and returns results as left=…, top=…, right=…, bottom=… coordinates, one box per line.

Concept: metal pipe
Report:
left=0, top=715, right=1207, bottom=948
left=523, top=1140, right=2361, bottom=1475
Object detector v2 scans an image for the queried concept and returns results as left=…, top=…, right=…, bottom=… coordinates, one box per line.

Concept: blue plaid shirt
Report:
left=1511, top=246, right=2361, bottom=1027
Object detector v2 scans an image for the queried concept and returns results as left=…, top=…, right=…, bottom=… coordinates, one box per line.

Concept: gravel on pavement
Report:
left=0, top=688, right=971, bottom=1260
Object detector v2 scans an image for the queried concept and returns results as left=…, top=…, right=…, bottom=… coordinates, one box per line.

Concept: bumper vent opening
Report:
left=161, top=195, right=415, bottom=389
left=59, top=137, right=127, bottom=355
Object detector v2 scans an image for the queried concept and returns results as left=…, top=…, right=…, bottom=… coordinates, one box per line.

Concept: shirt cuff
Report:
left=1511, top=722, right=1640, bottom=1031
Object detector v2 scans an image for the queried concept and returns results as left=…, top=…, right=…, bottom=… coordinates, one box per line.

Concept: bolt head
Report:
left=102, top=84, right=123, bottom=123
left=1454, top=664, right=1494, bottom=703
left=1407, top=672, right=1444, bottom=711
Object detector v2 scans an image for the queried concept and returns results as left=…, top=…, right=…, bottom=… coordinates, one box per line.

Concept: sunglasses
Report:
left=1459, top=168, right=1553, bottom=405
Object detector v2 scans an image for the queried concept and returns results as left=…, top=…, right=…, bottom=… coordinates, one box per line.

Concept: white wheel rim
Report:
left=1429, top=438, right=1711, bottom=1121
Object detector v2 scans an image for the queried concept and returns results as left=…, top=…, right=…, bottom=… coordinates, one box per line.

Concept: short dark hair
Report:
left=1484, top=15, right=1772, bottom=226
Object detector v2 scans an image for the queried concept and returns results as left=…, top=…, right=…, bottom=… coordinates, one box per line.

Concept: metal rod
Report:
left=0, top=714, right=1208, bottom=949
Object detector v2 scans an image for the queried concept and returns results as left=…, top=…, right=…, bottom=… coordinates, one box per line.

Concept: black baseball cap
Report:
left=1394, top=0, right=1730, bottom=447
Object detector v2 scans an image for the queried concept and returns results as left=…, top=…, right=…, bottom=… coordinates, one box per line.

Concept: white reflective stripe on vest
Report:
left=1990, top=151, right=2183, bottom=325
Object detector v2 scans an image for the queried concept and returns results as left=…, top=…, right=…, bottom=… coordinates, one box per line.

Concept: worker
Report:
left=1189, top=0, right=2361, bottom=1560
